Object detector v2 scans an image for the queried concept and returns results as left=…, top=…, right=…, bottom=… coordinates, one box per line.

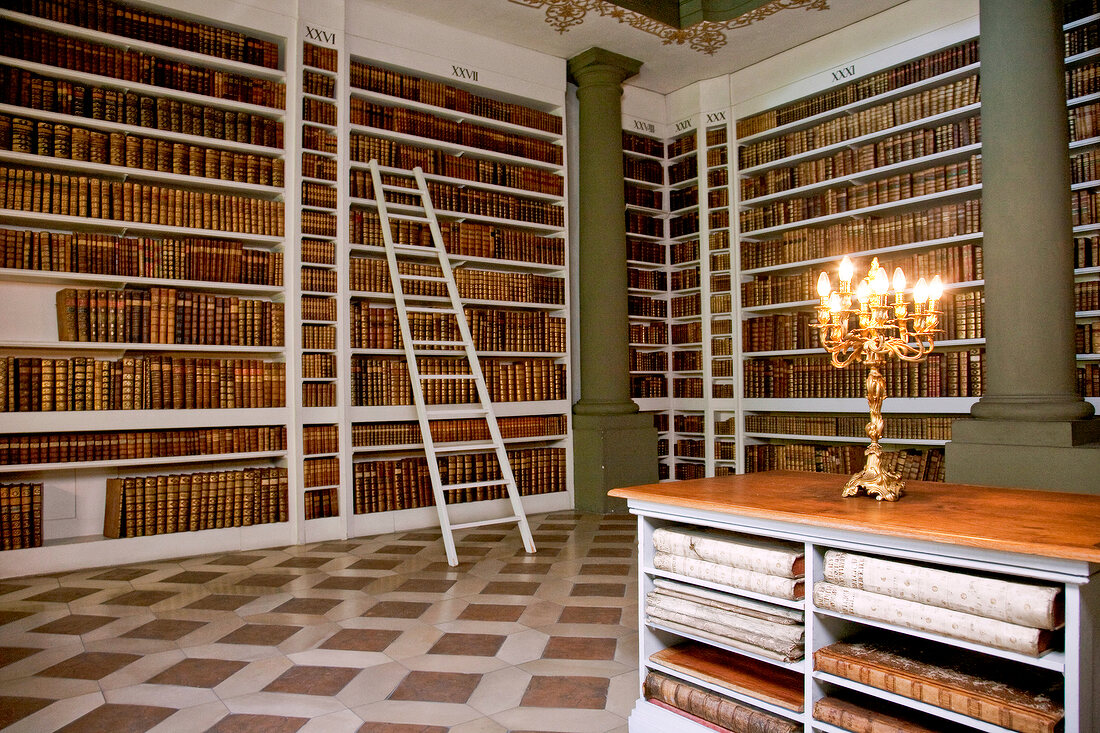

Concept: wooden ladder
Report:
left=367, top=160, right=537, bottom=566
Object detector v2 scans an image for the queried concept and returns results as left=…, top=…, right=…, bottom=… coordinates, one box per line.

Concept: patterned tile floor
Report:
left=0, top=512, right=639, bottom=732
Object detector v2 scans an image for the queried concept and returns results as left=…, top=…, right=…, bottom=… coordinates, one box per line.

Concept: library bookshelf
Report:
left=0, top=0, right=295, bottom=574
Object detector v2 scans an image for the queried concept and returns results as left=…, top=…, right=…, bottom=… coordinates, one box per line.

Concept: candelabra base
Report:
left=842, top=462, right=905, bottom=501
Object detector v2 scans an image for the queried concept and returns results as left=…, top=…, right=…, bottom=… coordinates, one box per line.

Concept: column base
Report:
left=572, top=412, right=658, bottom=513
left=946, top=418, right=1100, bottom=492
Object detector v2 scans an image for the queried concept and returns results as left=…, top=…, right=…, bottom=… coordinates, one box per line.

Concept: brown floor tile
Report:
left=312, top=576, right=375, bottom=591
left=0, top=582, right=29, bottom=596
left=348, top=558, right=403, bottom=571
left=578, top=563, right=631, bottom=576
left=375, top=544, right=424, bottom=555
left=586, top=547, right=632, bottom=558
left=0, top=646, right=41, bottom=668
left=557, top=606, right=622, bottom=625
left=56, top=703, right=175, bottom=733
left=87, top=567, right=155, bottom=581
left=271, top=597, right=341, bottom=615
left=461, top=533, right=506, bottom=543
left=320, top=628, right=401, bottom=652
left=357, top=724, right=446, bottom=733
left=148, top=657, right=248, bottom=688
left=498, top=562, right=552, bottom=575
left=454, top=545, right=492, bottom=556
left=39, top=651, right=141, bottom=680
left=236, top=573, right=295, bottom=588
left=276, top=556, right=331, bottom=569
left=107, top=590, right=177, bottom=606
left=204, top=554, right=265, bottom=566
left=122, top=619, right=207, bottom=640
left=395, top=578, right=455, bottom=594
left=520, top=675, right=609, bottom=709
left=264, top=665, right=359, bottom=696
left=184, top=594, right=258, bottom=611
left=0, top=695, right=52, bottom=728
left=312, top=542, right=362, bottom=553
left=206, top=713, right=308, bottom=732
left=531, top=533, right=569, bottom=543
left=570, top=583, right=627, bottom=598
left=458, top=603, right=525, bottom=622
left=398, top=532, right=441, bottom=541
left=0, top=610, right=31, bottom=626
left=420, top=561, right=476, bottom=572
left=536, top=523, right=576, bottom=531
left=593, top=534, right=635, bottom=543
left=542, top=636, right=617, bottom=660
left=480, top=581, right=540, bottom=596
left=217, top=623, right=300, bottom=646
left=30, top=614, right=115, bottom=635
left=389, top=670, right=481, bottom=703
left=362, top=601, right=431, bottom=619
left=428, top=632, right=506, bottom=656
left=160, top=570, right=225, bottom=584
left=517, top=546, right=560, bottom=557
left=25, top=587, right=100, bottom=603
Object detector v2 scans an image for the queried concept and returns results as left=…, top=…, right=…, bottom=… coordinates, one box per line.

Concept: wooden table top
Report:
left=608, top=471, right=1100, bottom=564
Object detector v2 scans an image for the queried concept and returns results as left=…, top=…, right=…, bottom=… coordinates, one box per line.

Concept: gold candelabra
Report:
left=813, top=256, right=943, bottom=501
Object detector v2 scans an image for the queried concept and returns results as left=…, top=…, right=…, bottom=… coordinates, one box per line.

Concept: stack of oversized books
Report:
left=812, top=550, right=1063, bottom=656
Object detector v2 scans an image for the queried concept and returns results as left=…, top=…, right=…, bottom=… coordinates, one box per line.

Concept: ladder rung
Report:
left=400, top=274, right=447, bottom=282
left=405, top=306, right=456, bottom=313
left=420, top=373, right=475, bottom=380
left=412, top=348, right=465, bottom=356
left=381, top=184, right=423, bottom=194
left=451, top=516, right=522, bottom=531
left=442, top=479, right=509, bottom=492
left=432, top=441, right=498, bottom=454
left=388, top=212, right=430, bottom=223
left=411, top=339, right=466, bottom=347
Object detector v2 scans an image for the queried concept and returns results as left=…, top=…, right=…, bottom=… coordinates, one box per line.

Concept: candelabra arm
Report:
left=842, top=362, right=904, bottom=501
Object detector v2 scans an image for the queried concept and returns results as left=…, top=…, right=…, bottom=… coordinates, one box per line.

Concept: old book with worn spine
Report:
left=653, top=526, right=805, bottom=577
left=814, top=694, right=975, bottom=733
left=644, top=671, right=800, bottom=733
left=654, top=552, right=804, bottom=599
left=814, top=634, right=1063, bottom=733
left=650, top=641, right=804, bottom=712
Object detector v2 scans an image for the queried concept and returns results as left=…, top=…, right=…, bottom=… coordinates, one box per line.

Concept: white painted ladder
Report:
left=367, top=160, right=536, bottom=566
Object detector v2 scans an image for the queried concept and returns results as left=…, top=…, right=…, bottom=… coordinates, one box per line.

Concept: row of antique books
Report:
left=0, top=166, right=286, bottom=236
left=743, top=349, right=985, bottom=399
left=1076, top=278, right=1099, bottom=311
left=302, top=97, right=336, bottom=127
left=1066, top=60, right=1100, bottom=99
left=300, top=210, right=335, bottom=237
left=0, top=228, right=283, bottom=285
left=301, top=182, right=337, bottom=210
left=351, top=446, right=566, bottom=514
left=0, top=355, right=285, bottom=411
left=739, top=154, right=982, bottom=233
left=301, top=324, right=335, bottom=350
left=301, top=382, right=335, bottom=408
left=348, top=61, right=561, bottom=135
left=301, top=266, right=335, bottom=293
left=302, top=152, right=336, bottom=182
left=302, top=69, right=335, bottom=100
left=0, top=114, right=284, bottom=186
left=629, top=350, right=666, bottom=373
left=300, top=353, right=335, bottom=379
left=738, top=75, right=980, bottom=169
left=740, top=242, right=982, bottom=307
left=2, top=19, right=284, bottom=109
left=304, top=486, right=337, bottom=520
left=301, top=239, right=336, bottom=267
left=349, top=413, right=567, bottom=448
left=0, top=65, right=284, bottom=148
left=622, top=131, right=663, bottom=158
left=55, top=287, right=286, bottom=346
left=7, top=0, right=280, bottom=68
left=623, top=156, right=663, bottom=185
left=348, top=257, right=565, bottom=305
left=302, top=124, right=336, bottom=154
left=302, top=424, right=338, bottom=455
left=351, top=136, right=563, bottom=197
left=745, top=444, right=947, bottom=482
left=0, top=424, right=286, bottom=465
left=349, top=356, right=567, bottom=406
left=739, top=116, right=982, bottom=201
left=349, top=99, right=561, bottom=166
left=349, top=172, right=563, bottom=227
left=627, top=267, right=666, bottom=291
left=0, top=481, right=43, bottom=550
left=102, top=467, right=288, bottom=538
left=303, top=43, right=337, bottom=73
left=349, top=211, right=565, bottom=266
left=1077, top=362, right=1100, bottom=396
left=744, top=414, right=954, bottom=441
left=629, top=375, right=666, bottom=399
left=735, top=39, right=979, bottom=138
left=300, top=296, right=335, bottom=324
left=349, top=304, right=567, bottom=353
left=1068, top=99, right=1100, bottom=140
left=624, top=183, right=663, bottom=210
left=739, top=200, right=982, bottom=270
left=303, top=456, right=338, bottom=488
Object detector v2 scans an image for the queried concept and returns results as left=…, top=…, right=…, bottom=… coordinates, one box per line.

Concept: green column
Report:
left=946, top=0, right=1100, bottom=490
left=568, top=48, right=658, bottom=511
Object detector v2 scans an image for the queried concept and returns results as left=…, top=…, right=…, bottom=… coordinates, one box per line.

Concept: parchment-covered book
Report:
left=654, top=552, right=804, bottom=600
left=646, top=589, right=804, bottom=659
left=814, top=633, right=1063, bottom=733
left=653, top=526, right=804, bottom=578
left=823, top=550, right=1063, bottom=629
left=813, top=583, right=1051, bottom=656
left=653, top=577, right=804, bottom=625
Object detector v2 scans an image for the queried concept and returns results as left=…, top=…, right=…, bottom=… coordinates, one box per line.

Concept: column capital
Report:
left=567, top=47, right=642, bottom=87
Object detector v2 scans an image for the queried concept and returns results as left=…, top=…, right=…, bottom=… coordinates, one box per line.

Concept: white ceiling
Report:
left=358, top=0, right=909, bottom=94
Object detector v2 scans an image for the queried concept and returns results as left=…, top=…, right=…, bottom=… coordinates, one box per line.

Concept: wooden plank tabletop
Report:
left=609, top=471, right=1100, bottom=564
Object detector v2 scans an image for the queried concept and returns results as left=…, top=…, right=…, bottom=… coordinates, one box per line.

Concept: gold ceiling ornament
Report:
left=508, top=0, right=829, bottom=55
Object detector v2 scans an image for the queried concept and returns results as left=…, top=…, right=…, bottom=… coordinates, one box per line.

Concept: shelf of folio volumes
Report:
left=0, top=0, right=291, bottom=572
left=610, top=470, right=1100, bottom=733
left=338, top=40, right=573, bottom=537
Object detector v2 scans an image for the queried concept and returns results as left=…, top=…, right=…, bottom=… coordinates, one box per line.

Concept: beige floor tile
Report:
left=298, top=708, right=367, bottom=732
left=1, top=690, right=104, bottom=733
left=350, top=699, right=483, bottom=728
left=333, top=660, right=407, bottom=709
left=465, top=666, right=532, bottom=716
left=221, top=690, right=352, bottom=718
left=494, top=628, right=549, bottom=665
left=103, top=681, right=220, bottom=709
left=211, top=655, right=293, bottom=699
left=146, top=700, right=231, bottom=733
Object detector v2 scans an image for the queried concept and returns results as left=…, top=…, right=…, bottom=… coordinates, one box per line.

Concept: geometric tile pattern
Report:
left=0, top=512, right=637, bottom=732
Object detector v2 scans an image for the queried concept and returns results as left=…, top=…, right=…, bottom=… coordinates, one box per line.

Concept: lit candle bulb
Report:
left=828, top=292, right=842, bottom=312
left=928, top=274, right=944, bottom=306
left=871, top=266, right=889, bottom=295
left=855, top=280, right=871, bottom=305
left=913, top=277, right=928, bottom=304
left=817, top=271, right=831, bottom=303
left=839, top=256, right=854, bottom=290
left=892, top=267, right=906, bottom=306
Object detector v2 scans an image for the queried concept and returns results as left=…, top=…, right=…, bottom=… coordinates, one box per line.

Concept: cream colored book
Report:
left=652, top=577, right=804, bottom=625
left=647, top=591, right=804, bottom=646
left=644, top=614, right=804, bottom=663
left=653, top=526, right=804, bottom=578
left=653, top=551, right=804, bottom=600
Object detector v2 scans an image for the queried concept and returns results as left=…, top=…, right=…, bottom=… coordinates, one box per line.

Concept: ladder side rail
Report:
left=368, top=160, right=459, bottom=563
left=412, top=166, right=537, bottom=555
